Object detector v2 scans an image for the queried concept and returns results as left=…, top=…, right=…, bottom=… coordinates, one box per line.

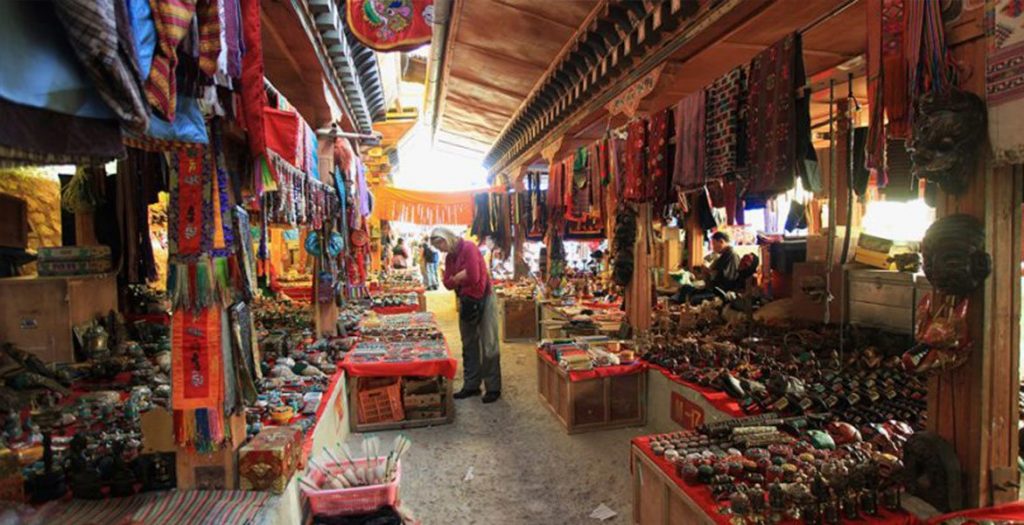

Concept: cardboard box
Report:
left=238, top=426, right=303, bottom=494
left=806, top=227, right=858, bottom=265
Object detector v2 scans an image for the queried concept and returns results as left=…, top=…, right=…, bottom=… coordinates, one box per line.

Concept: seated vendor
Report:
left=672, top=231, right=742, bottom=306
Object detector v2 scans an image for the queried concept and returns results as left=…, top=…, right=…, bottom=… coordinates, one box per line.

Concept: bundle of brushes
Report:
left=299, top=434, right=412, bottom=490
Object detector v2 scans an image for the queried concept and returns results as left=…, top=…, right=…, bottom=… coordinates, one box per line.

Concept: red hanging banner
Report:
left=172, top=307, right=224, bottom=410
left=346, top=0, right=434, bottom=52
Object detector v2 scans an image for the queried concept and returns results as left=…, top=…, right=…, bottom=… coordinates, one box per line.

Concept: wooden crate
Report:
left=349, top=376, right=454, bottom=433
left=631, top=444, right=717, bottom=525
left=847, top=269, right=929, bottom=334
left=536, top=351, right=645, bottom=434
left=502, top=299, right=538, bottom=341
left=0, top=273, right=116, bottom=363
left=175, top=412, right=247, bottom=490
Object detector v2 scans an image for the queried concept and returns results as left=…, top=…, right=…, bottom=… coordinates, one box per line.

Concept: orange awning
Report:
left=371, top=185, right=477, bottom=226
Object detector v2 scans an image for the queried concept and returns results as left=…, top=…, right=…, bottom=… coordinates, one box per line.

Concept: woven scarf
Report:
left=147, top=0, right=220, bottom=121
left=673, top=90, right=706, bottom=190
left=624, top=118, right=647, bottom=203
left=988, top=0, right=1024, bottom=164
left=745, top=33, right=800, bottom=197
left=647, top=108, right=672, bottom=208
left=171, top=307, right=225, bottom=452
left=53, top=0, right=149, bottom=133
left=704, top=66, right=748, bottom=181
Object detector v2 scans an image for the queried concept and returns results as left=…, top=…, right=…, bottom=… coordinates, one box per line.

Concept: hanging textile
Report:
left=987, top=1, right=1024, bottom=164
left=171, top=307, right=225, bottom=452
left=471, top=192, right=491, bottom=238
left=53, top=0, right=149, bottom=133
left=146, top=0, right=220, bottom=121
left=239, top=0, right=267, bottom=157
left=346, top=0, right=435, bottom=52
left=373, top=185, right=476, bottom=225
left=623, top=119, right=648, bottom=203
left=0, top=98, right=123, bottom=168
left=570, top=147, right=591, bottom=220
left=673, top=90, right=706, bottom=190
left=866, top=0, right=924, bottom=181
left=647, top=108, right=673, bottom=209
left=746, top=33, right=817, bottom=196
left=704, top=66, right=748, bottom=181
left=167, top=147, right=216, bottom=311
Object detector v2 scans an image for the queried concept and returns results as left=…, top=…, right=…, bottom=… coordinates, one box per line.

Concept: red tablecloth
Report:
left=280, top=284, right=313, bottom=302
left=371, top=304, right=420, bottom=315
left=647, top=363, right=746, bottom=418
left=928, top=502, right=1024, bottom=524
left=538, top=349, right=646, bottom=382
left=581, top=301, right=622, bottom=310
left=342, top=343, right=458, bottom=380
left=632, top=436, right=920, bottom=525
left=300, top=369, right=345, bottom=463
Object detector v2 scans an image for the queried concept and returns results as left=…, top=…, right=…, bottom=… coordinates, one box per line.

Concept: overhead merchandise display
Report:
left=0, top=0, right=437, bottom=521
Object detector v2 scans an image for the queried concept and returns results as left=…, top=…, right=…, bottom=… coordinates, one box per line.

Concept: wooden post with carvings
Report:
left=925, top=6, right=1022, bottom=508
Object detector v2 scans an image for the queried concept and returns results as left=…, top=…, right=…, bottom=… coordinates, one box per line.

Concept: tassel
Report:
left=195, top=408, right=212, bottom=453
left=195, top=259, right=213, bottom=310
left=213, top=256, right=231, bottom=306
left=210, top=409, right=225, bottom=446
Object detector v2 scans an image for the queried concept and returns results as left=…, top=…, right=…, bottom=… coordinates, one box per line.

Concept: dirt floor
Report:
left=345, top=291, right=654, bottom=525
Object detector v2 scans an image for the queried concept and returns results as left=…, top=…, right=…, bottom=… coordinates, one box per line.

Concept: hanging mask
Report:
left=908, top=88, right=986, bottom=195
left=922, top=214, right=991, bottom=296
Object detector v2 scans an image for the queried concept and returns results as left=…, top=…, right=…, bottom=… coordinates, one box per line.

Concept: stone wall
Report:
left=0, top=168, right=62, bottom=271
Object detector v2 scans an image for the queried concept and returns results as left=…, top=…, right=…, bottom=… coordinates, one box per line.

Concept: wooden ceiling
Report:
left=261, top=1, right=335, bottom=128
left=435, top=0, right=599, bottom=151
left=553, top=0, right=869, bottom=160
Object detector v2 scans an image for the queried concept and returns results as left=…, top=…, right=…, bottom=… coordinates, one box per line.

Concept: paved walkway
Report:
left=345, top=291, right=652, bottom=524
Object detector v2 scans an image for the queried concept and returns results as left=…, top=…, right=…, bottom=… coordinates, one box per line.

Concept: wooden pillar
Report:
left=685, top=206, right=704, bottom=269
left=626, top=203, right=653, bottom=332
left=925, top=7, right=1022, bottom=507
left=513, top=171, right=529, bottom=279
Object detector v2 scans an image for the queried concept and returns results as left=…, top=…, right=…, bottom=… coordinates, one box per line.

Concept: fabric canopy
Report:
left=371, top=185, right=477, bottom=225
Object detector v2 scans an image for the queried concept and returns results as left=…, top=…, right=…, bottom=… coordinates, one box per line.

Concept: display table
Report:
left=501, top=298, right=538, bottom=341
left=644, top=364, right=745, bottom=434
left=342, top=340, right=457, bottom=432
left=536, top=349, right=646, bottom=434
left=371, top=304, right=421, bottom=315
left=270, top=370, right=350, bottom=524
left=630, top=437, right=919, bottom=525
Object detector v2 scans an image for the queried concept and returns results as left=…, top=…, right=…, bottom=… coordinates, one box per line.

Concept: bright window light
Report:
left=392, top=124, right=489, bottom=191
left=861, top=199, right=935, bottom=242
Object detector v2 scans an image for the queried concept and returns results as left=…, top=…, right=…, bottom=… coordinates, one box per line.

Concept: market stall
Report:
left=536, top=338, right=646, bottom=433
left=342, top=313, right=457, bottom=432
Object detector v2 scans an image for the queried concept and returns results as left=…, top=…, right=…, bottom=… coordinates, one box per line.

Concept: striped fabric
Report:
left=53, top=0, right=150, bottom=133
left=33, top=489, right=275, bottom=525
left=131, top=489, right=274, bottom=524
left=147, top=0, right=198, bottom=121
left=197, top=0, right=222, bottom=75
left=147, top=0, right=220, bottom=121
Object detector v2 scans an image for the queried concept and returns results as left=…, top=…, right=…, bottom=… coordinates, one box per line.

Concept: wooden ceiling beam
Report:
left=452, top=40, right=550, bottom=71
left=489, top=0, right=581, bottom=31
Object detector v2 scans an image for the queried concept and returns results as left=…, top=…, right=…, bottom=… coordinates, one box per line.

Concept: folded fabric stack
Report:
left=37, top=245, right=112, bottom=276
left=550, top=346, right=592, bottom=371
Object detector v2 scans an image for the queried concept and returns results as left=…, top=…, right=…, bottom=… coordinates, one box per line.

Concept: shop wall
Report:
left=0, top=168, right=61, bottom=272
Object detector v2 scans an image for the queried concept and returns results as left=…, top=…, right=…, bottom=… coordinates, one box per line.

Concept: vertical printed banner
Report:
left=347, top=0, right=435, bottom=52
left=172, top=308, right=224, bottom=410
